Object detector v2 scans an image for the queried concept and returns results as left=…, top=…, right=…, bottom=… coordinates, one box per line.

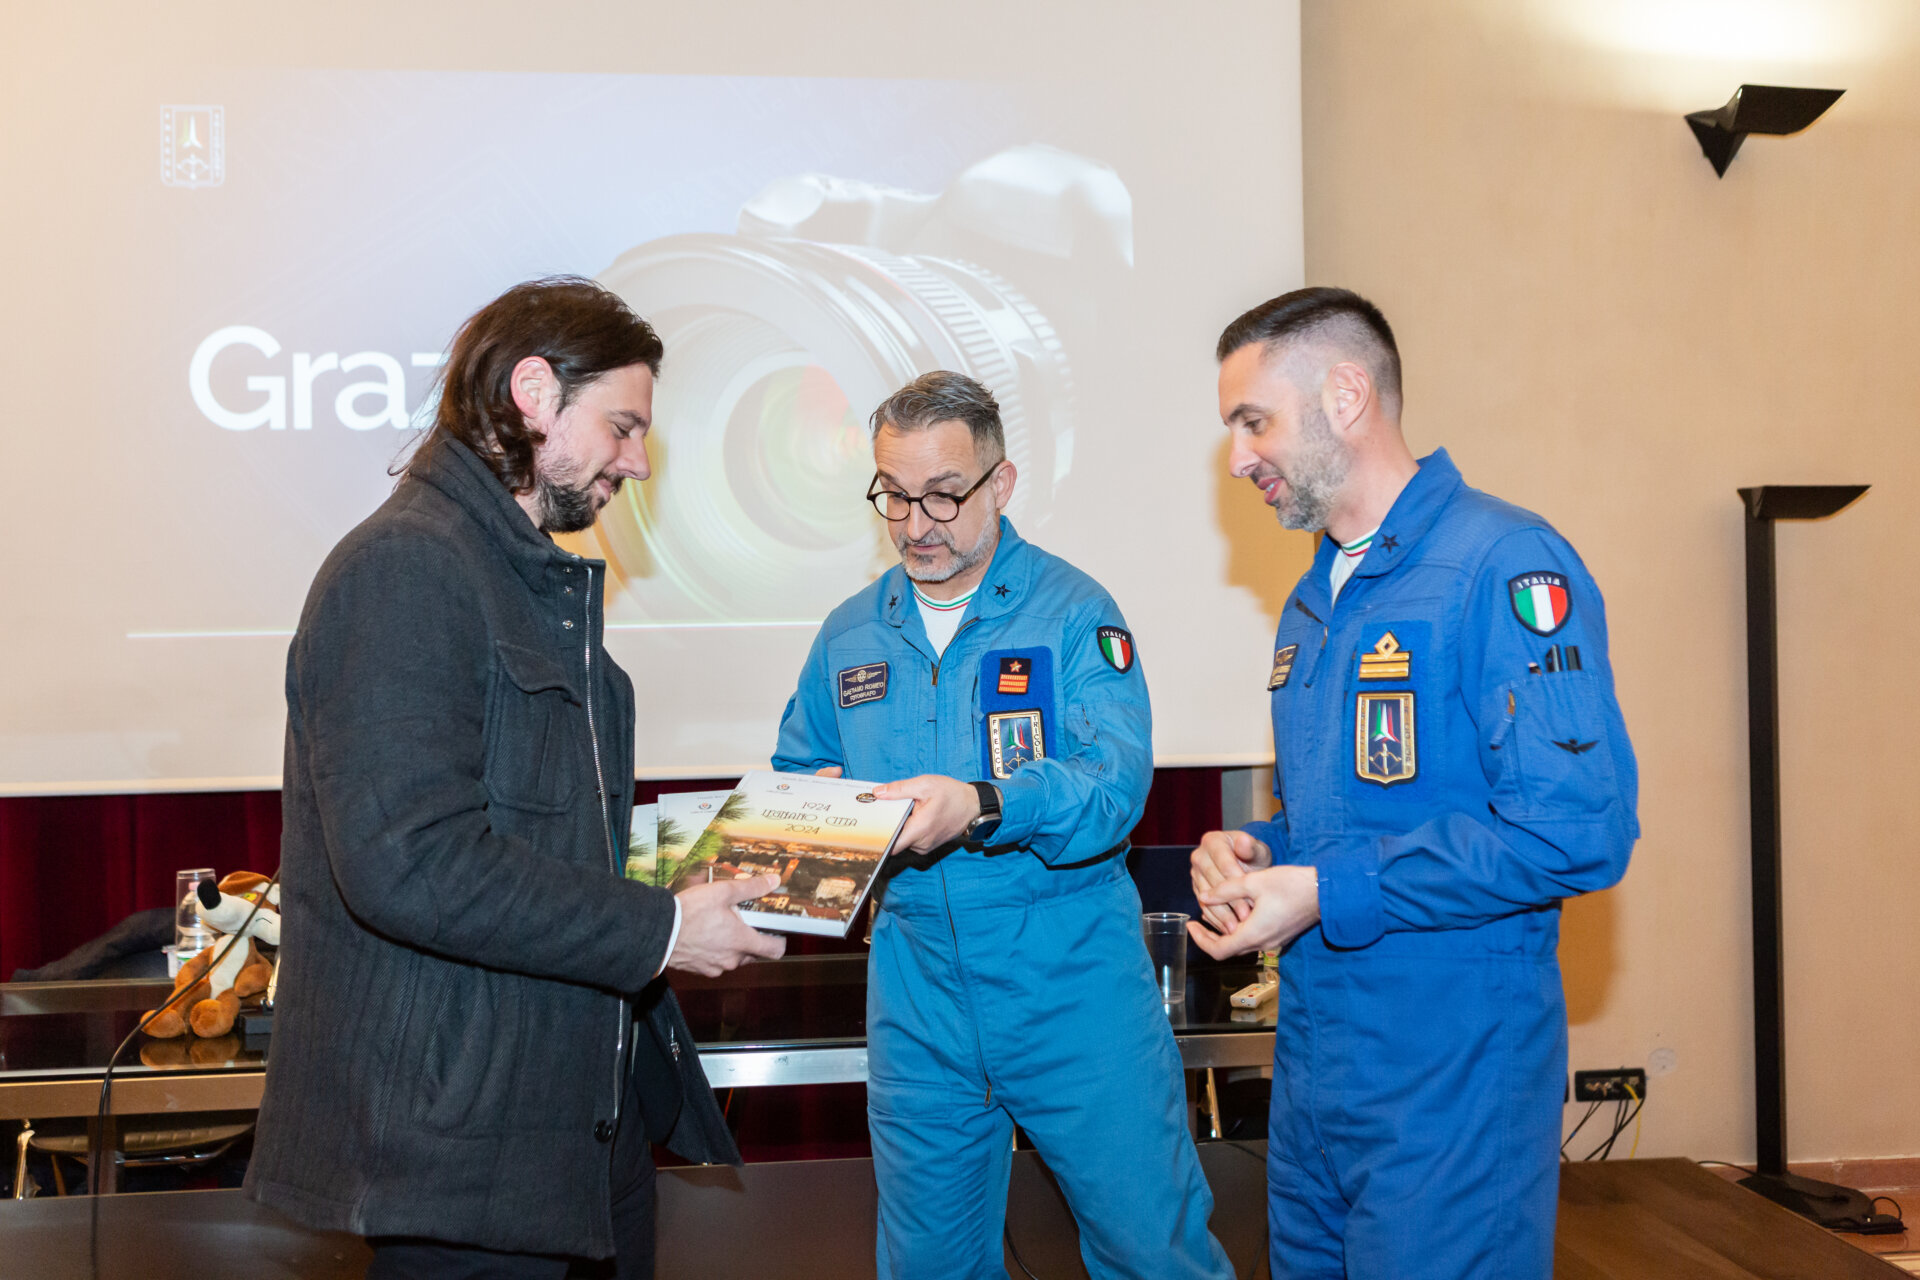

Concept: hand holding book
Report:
left=869, top=774, right=984, bottom=853
left=667, top=873, right=788, bottom=976
left=651, top=770, right=916, bottom=938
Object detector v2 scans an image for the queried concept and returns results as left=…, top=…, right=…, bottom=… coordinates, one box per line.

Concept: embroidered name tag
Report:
left=1268, top=644, right=1298, bottom=690
left=837, top=662, right=889, bottom=709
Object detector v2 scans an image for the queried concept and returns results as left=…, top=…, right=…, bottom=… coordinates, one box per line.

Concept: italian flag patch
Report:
left=1096, top=626, right=1135, bottom=673
left=1509, top=572, right=1571, bottom=635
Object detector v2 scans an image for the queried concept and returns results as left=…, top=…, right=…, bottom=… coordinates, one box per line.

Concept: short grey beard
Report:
left=1274, top=403, right=1351, bottom=533
left=898, top=513, right=997, bottom=585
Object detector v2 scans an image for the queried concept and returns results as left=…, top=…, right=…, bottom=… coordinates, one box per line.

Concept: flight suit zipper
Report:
left=578, top=561, right=627, bottom=1136
left=930, top=617, right=978, bottom=764
left=929, top=617, right=978, bottom=686
left=939, top=868, right=996, bottom=1107
left=1294, top=596, right=1331, bottom=687
left=929, top=614, right=995, bottom=1103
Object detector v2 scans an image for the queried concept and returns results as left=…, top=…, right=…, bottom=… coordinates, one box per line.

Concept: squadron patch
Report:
left=1355, top=691, right=1417, bottom=786
left=988, top=710, right=1046, bottom=779
left=1357, top=632, right=1411, bottom=681
left=1509, top=572, right=1571, bottom=636
left=837, top=662, right=889, bottom=709
left=1268, top=644, right=1298, bottom=690
left=1096, top=627, right=1135, bottom=673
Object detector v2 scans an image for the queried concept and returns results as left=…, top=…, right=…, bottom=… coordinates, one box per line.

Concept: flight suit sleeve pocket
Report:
left=1500, top=672, right=1620, bottom=821
left=1066, top=701, right=1098, bottom=749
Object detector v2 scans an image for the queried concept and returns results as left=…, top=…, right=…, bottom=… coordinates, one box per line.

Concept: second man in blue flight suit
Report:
left=1190, top=288, right=1639, bottom=1279
left=774, top=372, right=1233, bottom=1280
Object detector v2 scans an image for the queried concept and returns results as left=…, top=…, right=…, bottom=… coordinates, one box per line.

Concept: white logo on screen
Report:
left=189, top=327, right=446, bottom=432
left=161, top=106, right=224, bottom=189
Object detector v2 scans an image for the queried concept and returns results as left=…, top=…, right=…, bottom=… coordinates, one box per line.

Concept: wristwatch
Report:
left=965, top=781, right=1003, bottom=844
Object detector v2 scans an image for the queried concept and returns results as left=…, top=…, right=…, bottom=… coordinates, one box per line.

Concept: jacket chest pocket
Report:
left=485, top=641, right=584, bottom=814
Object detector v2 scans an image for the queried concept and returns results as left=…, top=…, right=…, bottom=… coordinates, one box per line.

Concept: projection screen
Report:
left=0, top=3, right=1304, bottom=793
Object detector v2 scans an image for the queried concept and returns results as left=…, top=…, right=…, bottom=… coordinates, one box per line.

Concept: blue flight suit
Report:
left=1248, top=450, right=1638, bottom=1279
left=775, top=518, right=1233, bottom=1280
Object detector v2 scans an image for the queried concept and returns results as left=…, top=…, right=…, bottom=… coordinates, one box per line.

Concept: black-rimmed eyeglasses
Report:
left=866, top=467, right=998, bottom=523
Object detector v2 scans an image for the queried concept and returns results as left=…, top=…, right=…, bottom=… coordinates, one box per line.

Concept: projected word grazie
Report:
left=189, top=326, right=446, bottom=432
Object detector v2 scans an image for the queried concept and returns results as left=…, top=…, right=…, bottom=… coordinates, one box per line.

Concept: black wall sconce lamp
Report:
left=1686, top=85, right=1845, bottom=176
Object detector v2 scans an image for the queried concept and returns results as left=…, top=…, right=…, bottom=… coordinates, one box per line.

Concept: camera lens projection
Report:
left=0, top=7, right=1303, bottom=790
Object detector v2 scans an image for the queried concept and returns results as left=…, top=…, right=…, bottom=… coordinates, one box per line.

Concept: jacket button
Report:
left=563, top=619, right=576, bottom=630
left=594, top=1120, right=614, bottom=1143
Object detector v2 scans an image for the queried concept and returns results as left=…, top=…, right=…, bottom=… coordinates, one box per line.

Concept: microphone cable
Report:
left=89, top=868, right=280, bottom=1280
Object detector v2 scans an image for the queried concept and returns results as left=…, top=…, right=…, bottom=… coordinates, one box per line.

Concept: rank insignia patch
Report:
left=1357, top=631, right=1411, bottom=681
left=837, top=662, right=889, bottom=709
left=1509, top=572, right=1571, bottom=636
left=1096, top=627, right=1135, bottom=673
left=998, top=657, right=1030, bottom=695
left=1268, top=644, right=1298, bottom=690
left=988, top=710, right=1046, bottom=779
left=1355, top=691, right=1417, bottom=786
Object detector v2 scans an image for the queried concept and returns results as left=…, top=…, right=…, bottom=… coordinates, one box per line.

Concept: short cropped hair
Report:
left=414, top=276, right=663, bottom=492
left=869, top=371, right=1006, bottom=467
left=1216, top=287, right=1402, bottom=416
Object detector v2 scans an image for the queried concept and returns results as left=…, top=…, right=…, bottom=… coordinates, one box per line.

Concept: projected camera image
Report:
left=576, top=144, right=1133, bottom=625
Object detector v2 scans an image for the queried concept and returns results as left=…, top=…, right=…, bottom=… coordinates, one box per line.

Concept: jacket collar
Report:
left=1350, top=448, right=1463, bottom=580
left=878, top=516, right=1036, bottom=629
left=406, top=437, right=598, bottom=593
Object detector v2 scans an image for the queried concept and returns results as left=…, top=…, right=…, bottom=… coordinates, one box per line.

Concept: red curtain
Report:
left=0, top=769, right=1222, bottom=978
left=0, top=769, right=1223, bottom=1160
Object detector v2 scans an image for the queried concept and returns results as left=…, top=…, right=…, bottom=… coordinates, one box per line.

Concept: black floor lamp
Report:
left=1735, top=484, right=1884, bottom=1230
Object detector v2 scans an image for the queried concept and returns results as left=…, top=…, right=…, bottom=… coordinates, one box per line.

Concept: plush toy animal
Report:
left=144, top=872, right=280, bottom=1039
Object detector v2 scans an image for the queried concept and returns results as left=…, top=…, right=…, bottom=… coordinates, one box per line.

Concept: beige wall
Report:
left=1301, top=0, right=1920, bottom=1162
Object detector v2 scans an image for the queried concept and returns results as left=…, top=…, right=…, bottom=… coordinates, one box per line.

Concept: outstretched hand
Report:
left=1186, top=864, right=1320, bottom=960
left=669, top=873, right=787, bottom=977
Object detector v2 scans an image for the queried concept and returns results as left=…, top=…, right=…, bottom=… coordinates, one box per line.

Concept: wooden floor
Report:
left=7, top=1153, right=1915, bottom=1279
left=1705, top=1159, right=1920, bottom=1275
left=1559, top=1159, right=1908, bottom=1278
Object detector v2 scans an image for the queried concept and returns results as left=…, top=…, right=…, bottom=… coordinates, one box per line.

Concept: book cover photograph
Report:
left=624, top=803, right=658, bottom=883
left=655, top=789, right=738, bottom=892
left=700, top=770, right=914, bottom=937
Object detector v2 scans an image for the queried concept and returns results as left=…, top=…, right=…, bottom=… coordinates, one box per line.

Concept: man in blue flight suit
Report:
left=1188, top=288, right=1639, bottom=1279
left=774, top=372, right=1233, bottom=1280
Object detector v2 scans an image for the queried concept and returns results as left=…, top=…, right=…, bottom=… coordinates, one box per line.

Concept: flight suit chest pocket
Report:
left=1346, top=618, right=1436, bottom=797
left=485, top=641, right=583, bottom=814
left=832, top=656, right=912, bottom=775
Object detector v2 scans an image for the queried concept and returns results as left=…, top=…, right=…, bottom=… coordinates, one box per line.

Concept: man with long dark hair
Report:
left=247, top=277, right=783, bottom=1278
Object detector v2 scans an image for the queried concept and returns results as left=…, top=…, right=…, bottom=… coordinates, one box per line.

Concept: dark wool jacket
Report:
left=245, top=437, right=738, bottom=1258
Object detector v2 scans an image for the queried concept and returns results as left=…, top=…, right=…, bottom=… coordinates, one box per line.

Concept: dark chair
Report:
left=9, top=908, right=172, bottom=982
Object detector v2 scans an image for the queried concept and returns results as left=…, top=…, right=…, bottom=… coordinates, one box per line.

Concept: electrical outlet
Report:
left=1573, top=1067, right=1647, bottom=1102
